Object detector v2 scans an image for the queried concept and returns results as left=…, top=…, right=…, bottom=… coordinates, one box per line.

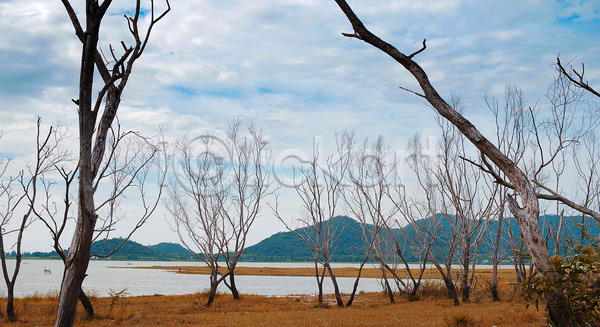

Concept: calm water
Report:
left=0, top=260, right=515, bottom=298
left=0, top=260, right=388, bottom=298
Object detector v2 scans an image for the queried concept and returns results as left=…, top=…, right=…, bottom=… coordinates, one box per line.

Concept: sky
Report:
left=0, top=0, right=599, bottom=252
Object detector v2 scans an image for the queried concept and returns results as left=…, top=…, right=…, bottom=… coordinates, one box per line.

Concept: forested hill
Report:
left=11, top=239, right=197, bottom=261
left=9, top=215, right=597, bottom=262
left=241, top=214, right=599, bottom=262
left=242, top=216, right=368, bottom=262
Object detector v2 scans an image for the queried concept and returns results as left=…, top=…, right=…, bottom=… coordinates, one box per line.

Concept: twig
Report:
left=408, top=39, right=426, bottom=59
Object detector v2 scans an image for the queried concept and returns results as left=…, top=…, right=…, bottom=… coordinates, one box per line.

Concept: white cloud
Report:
left=0, top=0, right=598, bottom=251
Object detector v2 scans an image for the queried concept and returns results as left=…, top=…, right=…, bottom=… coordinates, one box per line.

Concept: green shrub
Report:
left=523, top=244, right=600, bottom=325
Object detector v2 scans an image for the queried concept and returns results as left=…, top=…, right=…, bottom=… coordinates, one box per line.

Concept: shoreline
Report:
left=123, top=265, right=519, bottom=282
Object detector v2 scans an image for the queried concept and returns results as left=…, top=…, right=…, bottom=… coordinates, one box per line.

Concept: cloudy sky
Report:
left=0, top=0, right=598, bottom=252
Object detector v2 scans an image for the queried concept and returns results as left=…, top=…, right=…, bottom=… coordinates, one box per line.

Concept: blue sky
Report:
left=0, top=0, right=598, bottom=251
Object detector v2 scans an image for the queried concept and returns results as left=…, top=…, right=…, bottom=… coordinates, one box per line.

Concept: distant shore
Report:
left=126, top=265, right=519, bottom=282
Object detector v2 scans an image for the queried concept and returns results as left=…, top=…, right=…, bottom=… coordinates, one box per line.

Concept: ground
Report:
left=1, top=280, right=546, bottom=326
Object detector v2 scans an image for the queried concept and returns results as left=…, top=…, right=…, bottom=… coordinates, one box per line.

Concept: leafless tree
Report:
left=273, top=132, right=353, bottom=307
left=167, top=120, right=271, bottom=305
left=344, top=136, right=392, bottom=304
left=345, top=136, right=428, bottom=302
left=167, top=134, right=229, bottom=307
left=56, top=1, right=170, bottom=325
left=571, top=134, right=600, bottom=245
left=436, top=97, right=498, bottom=302
left=219, top=120, right=272, bottom=299
left=332, top=1, right=584, bottom=323
left=34, top=125, right=168, bottom=317
left=481, top=85, right=530, bottom=300
left=398, top=134, right=464, bottom=305
left=0, top=119, right=69, bottom=321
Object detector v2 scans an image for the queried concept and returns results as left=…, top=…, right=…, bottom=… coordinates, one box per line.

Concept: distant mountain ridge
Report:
left=9, top=214, right=597, bottom=262
left=10, top=239, right=197, bottom=261
left=242, top=214, right=599, bottom=262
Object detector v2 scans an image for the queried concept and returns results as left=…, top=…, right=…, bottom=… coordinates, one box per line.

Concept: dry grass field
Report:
left=0, top=267, right=546, bottom=326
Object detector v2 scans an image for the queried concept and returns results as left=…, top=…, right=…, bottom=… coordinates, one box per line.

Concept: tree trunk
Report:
left=384, top=276, right=395, bottom=304
left=55, top=4, right=103, bottom=325
left=55, top=201, right=95, bottom=327
left=228, top=271, right=240, bottom=300
left=205, top=273, right=219, bottom=307
left=206, top=284, right=218, bottom=307
left=325, top=264, right=344, bottom=307
left=461, top=282, right=471, bottom=303
left=313, top=260, right=325, bottom=304
left=491, top=282, right=499, bottom=302
left=408, top=281, right=420, bottom=301
left=443, top=277, right=460, bottom=306
left=317, top=280, right=324, bottom=304
left=6, top=284, right=15, bottom=321
left=461, top=239, right=472, bottom=302
left=346, top=256, right=369, bottom=307
left=57, top=246, right=94, bottom=317
left=547, top=289, right=577, bottom=327
left=491, top=214, right=502, bottom=302
left=79, top=289, right=94, bottom=317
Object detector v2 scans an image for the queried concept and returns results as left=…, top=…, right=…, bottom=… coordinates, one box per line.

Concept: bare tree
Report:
left=344, top=136, right=392, bottom=305
left=167, top=121, right=271, bottom=305
left=0, top=119, right=69, bottom=321
left=398, top=134, right=464, bottom=305
left=332, top=2, right=574, bottom=323
left=571, top=133, right=600, bottom=245
left=56, top=1, right=170, bottom=325
left=220, top=120, right=272, bottom=300
left=434, top=99, right=497, bottom=302
left=345, top=136, right=428, bottom=303
left=167, top=134, right=229, bottom=307
left=482, top=85, right=530, bottom=300
left=34, top=125, right=168, bottom=317
left=273, top=132, right=353, bottom=307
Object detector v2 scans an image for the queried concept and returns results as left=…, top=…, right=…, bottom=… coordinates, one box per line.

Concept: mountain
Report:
left=149, top=242, right=194, bottom=256
left=10, top=214, right=597, bottom=262
left=89, top=238, right=197, bottom=261
left=242, top=214, right=600, bottom=263
left=242, top=216, right=368, bottom=262
left=12, top=239, right=197, bottom=261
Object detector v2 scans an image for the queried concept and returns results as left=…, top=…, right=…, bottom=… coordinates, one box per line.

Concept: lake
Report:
left=0, top=260, right=516, bottom=298
left=0, top=260, right=389, bottom=298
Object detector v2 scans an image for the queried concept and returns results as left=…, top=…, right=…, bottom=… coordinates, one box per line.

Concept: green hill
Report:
left=10, top=214, right=597, bottom=262
left=149, top=242, right=194, bottom=256
left=242, top=214, right=599, bottom=263
left=243, top=216, right=371, bottom=262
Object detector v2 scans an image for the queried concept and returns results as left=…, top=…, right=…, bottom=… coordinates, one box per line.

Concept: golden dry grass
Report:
left=128, top=265, right=519, bottom=282
left=0, top=286, right=545, bottom=326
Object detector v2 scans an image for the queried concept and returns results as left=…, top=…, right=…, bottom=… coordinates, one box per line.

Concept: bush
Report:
left=523, top=244, right=600, bottom=325
left=443, top=313, right=479, bottom=327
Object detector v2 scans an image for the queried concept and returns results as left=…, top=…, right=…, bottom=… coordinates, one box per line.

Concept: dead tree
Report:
left=345, top=136, right=428, bottom=303
left=34, top=126, right=167, bottom=317
left=273, top=132, right=354, bottom=308
left=343, top=137, right=391, bottom=305
left=56, top=1, right=169, bottom=325
left=332, top=1, right=574, bottom=323
left=433, top=99, right=497, bottom=303
left=167, top=134, right=230, bottom=307
left=0, top=119, right=68, bottom=321
left=220, top=120, right=272, bottom=300
left=398, top=134, right=463, bottom=305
